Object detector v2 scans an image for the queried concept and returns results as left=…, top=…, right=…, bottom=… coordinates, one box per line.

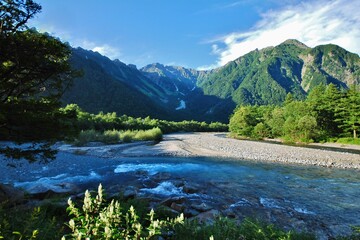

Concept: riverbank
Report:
left=115, top=132, right=360, bottom=169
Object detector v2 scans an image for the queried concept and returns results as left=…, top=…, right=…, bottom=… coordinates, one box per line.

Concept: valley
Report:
left=1, top=1, right=360, bottom=238
left=62, top=40, right=360, bottom=123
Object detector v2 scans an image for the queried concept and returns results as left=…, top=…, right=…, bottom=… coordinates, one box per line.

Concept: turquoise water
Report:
left=4, top=153, right=360, bottom=238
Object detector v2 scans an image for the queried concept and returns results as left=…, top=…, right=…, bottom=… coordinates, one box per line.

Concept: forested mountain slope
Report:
left=61, top=48, right=171, bottom=119
left=62, top=40, right=360, bottom=122
left=197, top=39, right=360, bottom=105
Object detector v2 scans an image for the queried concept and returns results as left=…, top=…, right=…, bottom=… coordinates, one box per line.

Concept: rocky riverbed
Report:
left=59, top=132, right=360, bottom=169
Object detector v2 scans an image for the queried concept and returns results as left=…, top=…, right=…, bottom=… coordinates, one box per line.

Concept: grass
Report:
left=73, top=127, right=163, bottom=146
left=172, top=217, right=316, bottom=240
left=336, top=137, right=360, bottom=145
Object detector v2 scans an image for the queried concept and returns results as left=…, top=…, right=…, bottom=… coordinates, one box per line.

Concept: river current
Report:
left=2, top=151, right=360, bottom=238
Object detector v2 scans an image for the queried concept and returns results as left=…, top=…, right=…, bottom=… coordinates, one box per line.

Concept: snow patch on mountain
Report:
left=176, top=100, right=186, bottom=110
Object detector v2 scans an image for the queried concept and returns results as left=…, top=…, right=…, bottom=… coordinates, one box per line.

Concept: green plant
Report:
left=134, top=127, right=163, bottom=141
left=336, top=138, right=360, bottom=145
left=63, top=184, right=184, bottom=239
left=172, top=217, right=315, bottom=240
left=0, top=205, right=64, bottom=240
left=120, top=130, right=134, bottom=143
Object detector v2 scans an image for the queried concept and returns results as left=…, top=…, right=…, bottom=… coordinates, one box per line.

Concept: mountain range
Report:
left=61, top=39, right=360, bottom=122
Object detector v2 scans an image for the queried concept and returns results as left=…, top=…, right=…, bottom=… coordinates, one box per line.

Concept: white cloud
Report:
left=28, top=21, right=122, bottom=60
left=209, top=0, right=360, bottom=67
left=78, top=40, right=121, bottom=60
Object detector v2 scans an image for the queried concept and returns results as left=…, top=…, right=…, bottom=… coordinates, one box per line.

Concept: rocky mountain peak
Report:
left=281, top=39, right=309, bottom=49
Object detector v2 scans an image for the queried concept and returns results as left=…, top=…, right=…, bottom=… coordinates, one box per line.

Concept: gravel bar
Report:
left=122, top=132, right=360, bottom=169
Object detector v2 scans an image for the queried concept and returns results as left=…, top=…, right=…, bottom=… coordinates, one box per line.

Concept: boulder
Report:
left=191, top=202, right=213, bottom=212
left=182, top=182, right=201, bottom=194
left=183, top=208, right=200, bottom=218
left=160, top=196, right=186, bottom=207
left=192, top=209, right=221, bottom=225
left=123, top=186, right=138, bottom=199
left=152, top=172, right=171, bottom=181
left=29, top=183, right=80, bottom=200
left=0, top=184, right=25, bottom=205
left=223, top=208, right=237, bottom=218
left=27, top=182, right=80, bottom=195
left=170, top=202, right=185, bottom=212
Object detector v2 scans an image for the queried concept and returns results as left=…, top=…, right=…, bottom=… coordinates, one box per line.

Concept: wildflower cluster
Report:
left=62, top=184, right=184, bottom=239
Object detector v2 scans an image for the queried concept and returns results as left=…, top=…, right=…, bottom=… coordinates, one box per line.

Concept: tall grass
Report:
left=172, top=217, right=316, bottom=240
left=336, top=137, right=360, bottom=145
left=74, top=127, right=162, bottom=146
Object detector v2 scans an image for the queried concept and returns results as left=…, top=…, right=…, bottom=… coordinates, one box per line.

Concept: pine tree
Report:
left=335, top=85, right=360, bottom=138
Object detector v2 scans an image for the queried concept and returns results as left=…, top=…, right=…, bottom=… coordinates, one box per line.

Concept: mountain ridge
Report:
left=62, top=40, right=360, bottom=122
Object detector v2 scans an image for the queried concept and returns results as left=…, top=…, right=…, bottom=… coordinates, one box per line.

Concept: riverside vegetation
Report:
left=0, top=0, right=359, bottom=239
left=1, top=184, right=359, bottom=239
left=229, top=84, right=360, bottom=144
left=0, top=184, right=340, bottom=240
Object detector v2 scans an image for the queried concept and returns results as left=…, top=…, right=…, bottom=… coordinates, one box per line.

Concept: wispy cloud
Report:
left=208, top=0, right=360, bottom=67
left=79, top=40, right=121, bottom=60
left=221, top=0, right=248, bottom=9
left=29, top=22, right=122, bottom=60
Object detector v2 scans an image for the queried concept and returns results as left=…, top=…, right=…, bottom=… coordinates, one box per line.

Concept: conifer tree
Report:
left=335, top=85, right=360, bottom=138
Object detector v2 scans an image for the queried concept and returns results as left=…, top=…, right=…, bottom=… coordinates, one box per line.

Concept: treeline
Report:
left=229, top=84, right=360, bottom=143
left=60, top=104, right=228, bottom=135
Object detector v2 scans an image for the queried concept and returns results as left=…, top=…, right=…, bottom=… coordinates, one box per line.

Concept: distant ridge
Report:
left=62, top=40, right=360, bottom=122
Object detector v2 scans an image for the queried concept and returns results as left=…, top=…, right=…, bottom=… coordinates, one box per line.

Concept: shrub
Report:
left=74, top=129, right=102, bottom=145
left=120, top=130, right=135, bottom=143
left=0, top=205, right=65, bottom=240
left=253, top=122, right=270, bottom=139
left=134, top=127, right=163, bottom=142
left=74, top=128, right=163, bottom=145
left=62, top=184, right=184, bottom=240
left=102, top=129, right=121, bottom=144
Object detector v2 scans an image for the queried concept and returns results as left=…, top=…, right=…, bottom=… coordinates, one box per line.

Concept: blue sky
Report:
left=29, top=0, right=360, bottom=70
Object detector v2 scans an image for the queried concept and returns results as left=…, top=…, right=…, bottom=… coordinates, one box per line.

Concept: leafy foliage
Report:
left=335, top=85, right=360, bottom=138
left=73, top=128, right=163, bottom=146
left=0, top=0, right=78, bottom=161
left=229, top=84, right=360, bottom=143
left=63, top=184, right=184, bottom=239
left=0, top=0, right=41, bottom=34
left=0, top=205, right=65, bottom=239
left=61, top=104, right=228, bottom=135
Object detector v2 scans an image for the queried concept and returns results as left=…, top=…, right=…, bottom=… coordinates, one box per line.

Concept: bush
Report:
left=253, top=122, right=270, bottom=139
left=120, top=130, right=134, bottom=143
left=102, top=129, right=121, bottom=144
left=62, top=184, right=184, bottom=239
left=73, top=128, right=163, bottom=145
left=134, top=127, right=163, bottom=142
left=74, top=129, right=102, bottom=145
left=0, top=205, right=65, bottom=240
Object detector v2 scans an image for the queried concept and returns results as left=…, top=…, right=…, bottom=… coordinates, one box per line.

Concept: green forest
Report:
left=229, top=84, right=360, bottom=144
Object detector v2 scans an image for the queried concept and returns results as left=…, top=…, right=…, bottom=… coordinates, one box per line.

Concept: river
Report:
left=2, top=151, right=360, bottom=239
